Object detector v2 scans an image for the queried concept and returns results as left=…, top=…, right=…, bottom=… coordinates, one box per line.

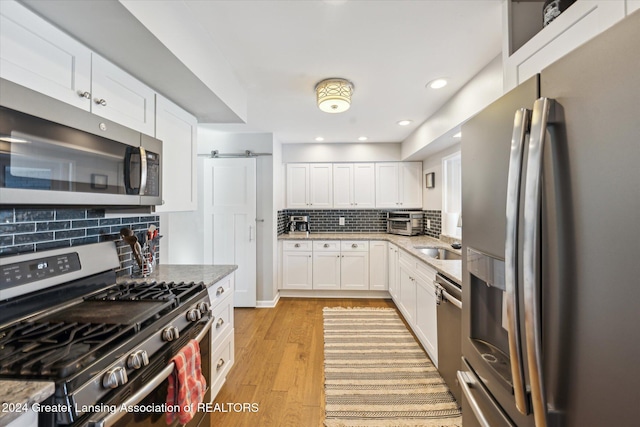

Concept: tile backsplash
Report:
left=278, top=209, right=442, bottom=236
left=0, top=208, right=159, bottom=277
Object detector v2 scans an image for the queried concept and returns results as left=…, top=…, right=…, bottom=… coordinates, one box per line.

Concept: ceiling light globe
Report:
left=315, top=78, right=354, bottom=114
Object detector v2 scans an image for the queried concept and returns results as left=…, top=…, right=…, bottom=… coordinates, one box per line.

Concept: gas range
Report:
left=0, top=243, right=212, bottom=426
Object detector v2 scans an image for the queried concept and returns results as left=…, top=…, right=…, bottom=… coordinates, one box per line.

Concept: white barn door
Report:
left=202, top=158, right=257, bottom=307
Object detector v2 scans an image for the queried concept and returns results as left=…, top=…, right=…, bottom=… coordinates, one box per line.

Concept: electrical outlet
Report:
left=339, top=217, right=345, bottom=226
left=427, top=219, right=431, bottom=229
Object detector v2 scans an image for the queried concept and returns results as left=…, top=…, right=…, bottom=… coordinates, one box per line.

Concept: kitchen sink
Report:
left=414, top=246, right=461, bottom=261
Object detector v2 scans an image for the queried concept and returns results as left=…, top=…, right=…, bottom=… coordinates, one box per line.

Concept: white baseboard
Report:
left=278, top=290, right=391, bottom=299
left=256, top=292, right=281, bottom=308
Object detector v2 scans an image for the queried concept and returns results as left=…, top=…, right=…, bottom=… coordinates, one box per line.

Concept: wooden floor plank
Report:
left=209, top=297, right=395, bottom=426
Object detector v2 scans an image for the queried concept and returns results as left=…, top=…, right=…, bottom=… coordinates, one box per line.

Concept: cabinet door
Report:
left=415, top=277, right=438, bottom=366
left=91, top=54, right=156, bottom=136
left=282, top=251, right=313, bottom=289
left=313, top=252, right=341, bottom=290
left=155, top=95, right=197, bottom=212
left=398, top=262, right=416, bottom=324
left=399, top=162, right=423, bottom=208
left=388, top=244, right=399, bottom=300
left=0, top=0, right=91, bottom=110
left=286, top=164, right=310, bottom=208
left=332, top=163, right=353, bottom=208
left=309, top=163, right=333, bottom=208
left=353, top=163, right=376, bottom=208
left=340, top=252, right=369, bottom=290
left=369, top=241, right=388, bottom=291
left=375, top=163, right=400, bottom=208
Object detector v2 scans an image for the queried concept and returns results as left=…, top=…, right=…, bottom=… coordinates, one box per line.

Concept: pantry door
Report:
left=202, top=158, right=257, bottom=307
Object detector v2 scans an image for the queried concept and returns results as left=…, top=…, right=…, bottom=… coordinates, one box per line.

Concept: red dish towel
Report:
left=166, top=339, right=207, bottom=425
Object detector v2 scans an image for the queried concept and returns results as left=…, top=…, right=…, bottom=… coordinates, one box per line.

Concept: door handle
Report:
left=249, top=225, right=254, bottom=242
left=505, top=108, right=530, bottom=415
left=523, top=97, right=554, bottom=427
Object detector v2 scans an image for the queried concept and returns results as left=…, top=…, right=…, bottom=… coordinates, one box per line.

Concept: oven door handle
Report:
left=386, top=218, right=410, bottom=222
left=87, top=316, right=214, bottom=427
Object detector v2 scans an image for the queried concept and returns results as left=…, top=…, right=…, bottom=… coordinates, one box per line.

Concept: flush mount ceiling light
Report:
left=397, top=120, right=413, bottom=126
left=315, top=78, right=354, bottom=113
left=428, top=78, right=448, bottom=89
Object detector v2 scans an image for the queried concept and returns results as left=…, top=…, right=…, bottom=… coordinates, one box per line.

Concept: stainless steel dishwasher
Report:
left=435, top=272, right=462, bottom=405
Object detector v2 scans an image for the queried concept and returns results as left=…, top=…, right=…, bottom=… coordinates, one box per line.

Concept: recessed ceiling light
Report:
left=358, top=136, right=368, bottom=141
left=315, top=136, right=324, bottom=142
left=428, top=78, right=448, bottom=89
left=397, top=120, right=412, bottom=126
left=453, top=132, right=462, bottom=138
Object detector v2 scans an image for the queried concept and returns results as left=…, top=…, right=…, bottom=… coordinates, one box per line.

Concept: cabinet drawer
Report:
left=210, top=293, right=233, bottom=350
left=207, top=273, right=234, bottom=306
left=340, top=241, right=369, bottom=252
left=313, top=240, right=340, bottom=251
left=283, top=240, right=313, bottom=251
left=416, top=260, right=436, bottom=283
left=210, top=330, right=234, bottom=398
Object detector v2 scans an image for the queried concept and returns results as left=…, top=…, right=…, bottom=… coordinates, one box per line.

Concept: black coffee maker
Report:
left=287, top=215, right=310, bottom=236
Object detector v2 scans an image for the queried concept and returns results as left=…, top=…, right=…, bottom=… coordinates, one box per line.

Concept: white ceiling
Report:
left=189, top=0, right=503, bottom=144
left=21, top=0, right=503, bottom=146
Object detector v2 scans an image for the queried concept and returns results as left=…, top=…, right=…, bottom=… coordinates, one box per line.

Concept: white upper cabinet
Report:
left=0, top=0, right=92, bottom=110
left=333, top=163, right=375, bottom=209
left=503, top=0, right=627, bottom=91
left=375, top=162, right=422, bottom=209
left=155, top=95, right=197, bottom=212
left=0, top=1, right=156, bottom=136
left=91, top=54, right=156, bottom=136
left=309, top=163, right=333, bottom=208
left=287, top=163, right=333, bottom=208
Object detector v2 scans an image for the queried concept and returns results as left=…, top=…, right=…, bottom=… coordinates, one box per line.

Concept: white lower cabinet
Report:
left=388, top=243, right=399, bottom=300
left=369, top=241, right=388, bottom=291
left=282, top=241, right=313, bottom=290
left=340, top=252, right=369, bottom=290
left=393, top=249, right=439, bottom=365
left=312, top=245, right=341, bottom=290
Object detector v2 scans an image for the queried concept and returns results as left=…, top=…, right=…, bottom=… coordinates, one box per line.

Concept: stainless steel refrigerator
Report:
left=459, top=10, right=640, bottom=427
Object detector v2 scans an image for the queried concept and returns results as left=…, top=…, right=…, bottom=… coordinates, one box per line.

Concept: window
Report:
left=442, top=151, right=461, bottom=238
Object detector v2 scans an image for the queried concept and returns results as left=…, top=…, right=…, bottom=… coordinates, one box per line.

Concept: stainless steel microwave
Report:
left=0, top=79, right=162, bottom=206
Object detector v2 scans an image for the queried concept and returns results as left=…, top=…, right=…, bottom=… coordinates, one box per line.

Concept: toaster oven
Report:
left=386, top=211, right=424, bottom=236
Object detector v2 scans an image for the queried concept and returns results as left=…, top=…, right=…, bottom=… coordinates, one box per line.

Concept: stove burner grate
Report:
left=0, top=321, right=135, bottom=378
left=85, top=281, right=205, bottom=305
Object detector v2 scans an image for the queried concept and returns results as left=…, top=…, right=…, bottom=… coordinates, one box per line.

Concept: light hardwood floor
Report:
left=209, top=297, right=397, bottom=427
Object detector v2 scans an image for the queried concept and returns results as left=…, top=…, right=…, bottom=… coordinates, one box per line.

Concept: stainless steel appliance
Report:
left=0, top=243, right=213, bottom=427
left=386, top=211, right=423, bottom=236
left=287, top=215, right=310, bottom=236
left=0, top=79, right=162, bottom=206
left=435, top=273, right=462, bottom=404
left=459, top=12, right=640, bottom=427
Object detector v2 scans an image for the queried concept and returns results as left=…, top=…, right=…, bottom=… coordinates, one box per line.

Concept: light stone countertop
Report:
left=0, top=265, right=237, bottom=425
left=118, top=264, right=238, bottom=287
left=0, top=380, right=55, bottom=425
left=278, top=232, right=462, bottom=284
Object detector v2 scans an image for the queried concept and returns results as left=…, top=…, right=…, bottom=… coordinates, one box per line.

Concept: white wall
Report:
left=422, top=143, right=461, bottom=211
left=283, top=143, right=401, bottom=163
left=402, top=55, right=503, bottom=160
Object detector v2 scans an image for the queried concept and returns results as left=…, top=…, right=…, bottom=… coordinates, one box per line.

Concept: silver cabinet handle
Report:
left=324, top=243, right=329, bottom=248
left=78, top=90, right=91, bottom=98
left=216, top=286, right=225, bottom=296
left=95, top=98, right=107, bottom=106
left=295, top=243, right=300, bottom=248
left=216, top=318, right=224, bottom=328
left=352, top=243, right=358, bottom=248
left=523, top=97, right=554, bottom=427
left=216, top=358, right=225, bottom=371
left=505, top=108, right=530, bottom=415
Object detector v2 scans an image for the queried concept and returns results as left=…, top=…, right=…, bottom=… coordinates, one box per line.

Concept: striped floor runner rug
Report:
left=323, top=307, right=462, bottom=427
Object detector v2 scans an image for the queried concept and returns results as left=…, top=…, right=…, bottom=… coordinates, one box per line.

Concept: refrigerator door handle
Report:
left=505, top=107, right=530, bottom=415
left=523, top=97, right=554, bottom=427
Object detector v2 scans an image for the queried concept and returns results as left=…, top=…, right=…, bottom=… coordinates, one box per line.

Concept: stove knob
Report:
left=127, top=350, right=149, bottom=370
left=196, top=302, right=211, bottom=315
left=162, top=326, right=180, bottom=342
left=186, top=308, right=202, bottom=322
left=102, top=366, right=128, bottom=389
